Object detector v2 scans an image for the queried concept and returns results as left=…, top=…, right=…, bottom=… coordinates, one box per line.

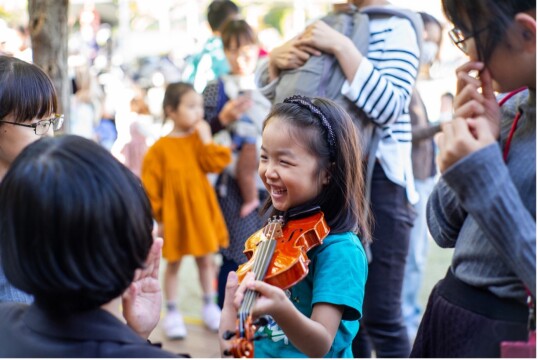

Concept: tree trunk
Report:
left=28, top=0, right=70, bottom=132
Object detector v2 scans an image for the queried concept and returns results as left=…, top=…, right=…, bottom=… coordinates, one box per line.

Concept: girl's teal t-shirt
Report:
left=253, top=231, right=368, bottom=358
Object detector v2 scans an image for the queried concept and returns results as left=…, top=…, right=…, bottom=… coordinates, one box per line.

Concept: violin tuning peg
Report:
left=222, top=330, right=235, bottom=340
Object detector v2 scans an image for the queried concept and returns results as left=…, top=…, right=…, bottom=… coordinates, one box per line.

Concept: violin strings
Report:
left=241, top=218, right=282, bottom=316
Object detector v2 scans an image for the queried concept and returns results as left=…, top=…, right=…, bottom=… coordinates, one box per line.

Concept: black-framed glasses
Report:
left=0, top=114, right=64, bottom=135
left=448, top=26, right=489, bottom=54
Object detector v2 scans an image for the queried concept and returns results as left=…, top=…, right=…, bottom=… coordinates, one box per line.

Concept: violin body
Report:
left=236, top=211, right=330, bottom=290
left=225, top=209, right=330, bottom=358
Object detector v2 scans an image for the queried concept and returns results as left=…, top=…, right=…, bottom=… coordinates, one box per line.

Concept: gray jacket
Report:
left=427, top=89, right=536, bottom=302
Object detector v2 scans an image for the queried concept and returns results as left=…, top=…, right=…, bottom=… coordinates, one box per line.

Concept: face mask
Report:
left=420, top=41, right=439, bottom=65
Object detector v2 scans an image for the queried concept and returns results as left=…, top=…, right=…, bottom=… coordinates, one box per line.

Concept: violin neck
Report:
left=239, top=239, right=277, bottom=315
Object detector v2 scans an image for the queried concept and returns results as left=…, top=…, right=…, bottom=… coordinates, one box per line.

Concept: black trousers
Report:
left=352, top=162, right=415, bottom=358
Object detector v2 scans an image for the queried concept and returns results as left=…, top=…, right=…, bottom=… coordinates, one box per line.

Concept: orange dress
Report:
left=141, top=132, right=231, bottom=261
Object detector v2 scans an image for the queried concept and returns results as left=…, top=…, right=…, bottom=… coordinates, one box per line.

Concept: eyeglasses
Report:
left=448, top=26, right=489, bottom=54
left=0, top=114, right=64, bottom=135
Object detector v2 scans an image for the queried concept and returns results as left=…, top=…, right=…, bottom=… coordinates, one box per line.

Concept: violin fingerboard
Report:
left=262, top=216, right=284, bottom=240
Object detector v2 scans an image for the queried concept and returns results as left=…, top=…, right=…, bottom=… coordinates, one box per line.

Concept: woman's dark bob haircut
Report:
left=0, top=55, right=58, bottom=122
left=0, top=135, right=154, bottom=314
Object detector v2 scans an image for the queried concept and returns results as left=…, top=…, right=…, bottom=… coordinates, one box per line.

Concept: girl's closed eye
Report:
left=279, top=159, right=294, bottom=166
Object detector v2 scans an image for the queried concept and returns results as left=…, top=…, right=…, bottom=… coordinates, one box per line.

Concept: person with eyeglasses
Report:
left=410, top=0, right=535, bottom=357
left=0, top=55, right=64, bottom=304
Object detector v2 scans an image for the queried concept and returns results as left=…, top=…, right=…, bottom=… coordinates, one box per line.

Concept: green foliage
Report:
left=263, top=5, right=290, bottom=35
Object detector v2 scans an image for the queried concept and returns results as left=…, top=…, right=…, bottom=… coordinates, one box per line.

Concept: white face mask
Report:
left=420, top=41, right=439, bottom=65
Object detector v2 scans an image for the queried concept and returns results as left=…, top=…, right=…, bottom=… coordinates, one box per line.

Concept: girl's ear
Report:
left=164, top=105, right=173, bottom=118
left=515, top=12, right=536, bottom=53
left=321, top=163, right=334, bottom=185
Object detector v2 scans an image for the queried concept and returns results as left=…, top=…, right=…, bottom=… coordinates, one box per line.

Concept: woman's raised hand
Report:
left=268, top=36, right=321, bottom=80
left=435, top=116, right=497, bottom=173
left=297, top=20, right=348, bottom=55
left=453, top=61, right=501, bottom=139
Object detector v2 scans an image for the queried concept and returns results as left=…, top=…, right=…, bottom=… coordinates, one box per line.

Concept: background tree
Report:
left=28, top=0, right=70, bottom=132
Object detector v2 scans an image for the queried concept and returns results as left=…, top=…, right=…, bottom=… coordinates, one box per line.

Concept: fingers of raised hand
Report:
left=454, top=82, right=485, bottom=117
left=455, top=61, right=484, bottom=92
left=479, top=68, right=496, bottom=100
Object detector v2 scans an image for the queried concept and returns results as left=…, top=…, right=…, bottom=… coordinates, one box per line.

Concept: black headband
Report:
left=283, top=95, right=337, bottom=161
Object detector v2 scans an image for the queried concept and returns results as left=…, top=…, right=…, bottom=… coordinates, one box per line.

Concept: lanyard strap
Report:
left=503, top=111, right=522, bottom=162
left=499, top=87, right=527, bottom=161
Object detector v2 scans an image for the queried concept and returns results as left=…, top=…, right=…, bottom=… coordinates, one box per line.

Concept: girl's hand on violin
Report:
left=235, top=272, right=288, bottom=320
left=454, top=61, right=501, bottom=139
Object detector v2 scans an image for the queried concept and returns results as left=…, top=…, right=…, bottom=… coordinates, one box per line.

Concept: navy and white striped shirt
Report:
left=342, top=15, right=419, bottom=203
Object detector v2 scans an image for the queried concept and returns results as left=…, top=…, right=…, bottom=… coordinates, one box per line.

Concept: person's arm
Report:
left=298, top=17, right=419, bottom=127
left=442, top=143, right=536, bottom=297
left=235, top=273, right=343, bottom=358
left=254, top=36, right=321, bottom=100
left=196, top=121, right=232, bottom=173
left=141, top=146, right=164, bottom=223
left=426, top=176, right=467, bottom=249
left=412, top=123, right=441, bottom=144
left=236, top=143, right=260, bottom=218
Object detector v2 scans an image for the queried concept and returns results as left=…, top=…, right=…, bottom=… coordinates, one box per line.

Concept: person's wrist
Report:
left=218, top=112, right=229, bottom=126
left=333, top=36, right=350, bottom=57
left=268, top=62, right=280, bottom=80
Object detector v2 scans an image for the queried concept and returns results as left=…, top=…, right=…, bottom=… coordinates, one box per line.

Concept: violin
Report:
left=223, top=207, right=330, bottom=358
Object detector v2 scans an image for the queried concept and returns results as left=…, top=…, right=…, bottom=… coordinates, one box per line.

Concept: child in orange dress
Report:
left=141, top=82, right=231, bottom=339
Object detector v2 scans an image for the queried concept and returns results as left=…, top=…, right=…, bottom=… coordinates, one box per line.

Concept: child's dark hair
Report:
left=221, top=19, right=257, bottom=49
left=0, top=55, right=58, bottom=123
left=207, top=0, right=240, bottom=32
left=0, top=135, right=153, bottom=315
left=419, top=12, right=443, bottom=43
left=261, top=96, right=370, bottom=244
left=442, top=0, right=535, bottom=63
left=162, top=82, right=195, bottom=121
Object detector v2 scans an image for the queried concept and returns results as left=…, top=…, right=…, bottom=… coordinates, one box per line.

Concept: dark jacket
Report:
left=409, top=89, right=441, bottom=180
left=0, top=303, right=182, bottom=357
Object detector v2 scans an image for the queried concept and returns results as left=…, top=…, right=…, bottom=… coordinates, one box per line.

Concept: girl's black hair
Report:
left=0, top=135, right=153, bottom=315
left=442, top=0, right=536, bottom=63
left=261, top=97, right=371, bottom=244
left=0, top=55, right=58, bottom=123
left=162, top=82, right=195, bottom=121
